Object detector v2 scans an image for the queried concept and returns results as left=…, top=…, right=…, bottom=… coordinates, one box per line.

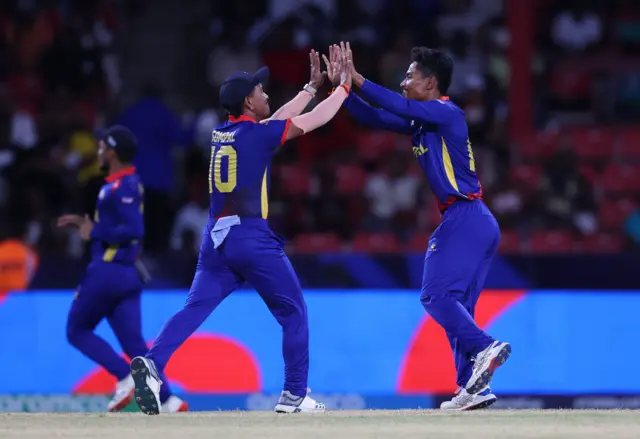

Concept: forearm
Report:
left=291, top=86, right=349, bottom=134
left=358, top=79, right=430, bottom=121
left=270, top=91, right=314, bottom=120
left=344, top=93, right=411, bottom=134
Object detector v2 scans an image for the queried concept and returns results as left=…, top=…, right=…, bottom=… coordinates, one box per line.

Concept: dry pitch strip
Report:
left=2, top=410, right=639, bottom=439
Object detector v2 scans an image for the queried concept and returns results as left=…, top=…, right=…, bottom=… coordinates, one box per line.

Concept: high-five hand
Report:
left=341, top=41, right=364, bottom=88
left=337, top=42, right=352, bottom=88
left=322, top=45, right=340, bottom=86
left=309, top=49, right=326, bottom=90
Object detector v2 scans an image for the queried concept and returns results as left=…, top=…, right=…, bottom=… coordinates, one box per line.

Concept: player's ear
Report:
left=244, top=95, right=253, bottom=112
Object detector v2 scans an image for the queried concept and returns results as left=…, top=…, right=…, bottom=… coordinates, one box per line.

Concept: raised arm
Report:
left=343, top=41, right=455, bottom=125
left=323, top=44, right=411, bottom=134
left=282, top=48, right=353, bottom=141
left=358, top=79, right=454, bottom=125
left=343, top=92, right=412, bottom=134
left=270, top=50, right=326, bottom=120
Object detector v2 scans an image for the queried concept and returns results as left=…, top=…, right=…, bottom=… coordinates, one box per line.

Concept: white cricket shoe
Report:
left=465, top=340, right=511, bottom=394
left=107, top=374, right=135, bottom=412
left=130, top=356, right=162, bottom=415
left=440, top=387, right=497, bottom=411
left=161, top=395, right=189, bottom=413
left=274, top=390, right=326, bottom=413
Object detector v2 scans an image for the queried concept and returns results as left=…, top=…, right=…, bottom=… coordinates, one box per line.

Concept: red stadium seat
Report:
left=549, top=68, right=592, bottom=100
left=510, top=164, right=542, bottom=189
left=600, top=164, right=640, bottom=193
left=519, top=131, right=561, bottom=161
left=617, top=130, right=640, bottom=161
left=355, top=131, right=399, bottom=161
left=292, top=233, right=342, bottom=253
left=569, top=128, right=614, bottom=161
left=599, top=198, right=637, bottom=230
left=498, top=230, right=522, bottom=254
left=425, top=201, right=443, bottom=229
left=274, top=165, right=311, bottom=196
left=407, top=232, right=431, bottom=252
left=579, top=165, right=598, bottom=184
left=335, top=165, right=367, bottom=195
left=577, top=233, right=624, bottom=253
left=529, top=230, right=574, bottom=254
left=352, top=233, right=401, bottom=253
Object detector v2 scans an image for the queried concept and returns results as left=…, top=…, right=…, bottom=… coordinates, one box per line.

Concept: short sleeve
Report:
left=256, top=119, right=292, bottom=151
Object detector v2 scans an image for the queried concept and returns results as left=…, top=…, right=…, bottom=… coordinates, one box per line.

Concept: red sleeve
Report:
left=280, top=119, right=292, bottom=145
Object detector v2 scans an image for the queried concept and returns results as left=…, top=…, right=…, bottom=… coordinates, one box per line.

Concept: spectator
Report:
left=379, top=31, right=413, bottom=90
left=538, top=146, right=597, bottom=233
left=364, top=152, right=420, bottom=238
left=207, top=27, right=260, bottom=89
left=170, top=190, right=209, bottom=255
left=115, top=82, right=187, bottom=252
left=446, top=30, right=483, bottom=99
left=551, top=3, right=603, bottom=54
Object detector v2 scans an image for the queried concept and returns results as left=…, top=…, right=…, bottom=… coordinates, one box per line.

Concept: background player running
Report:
left=57, top=126, right=187, bottom=413
left=325, top=43, right=511, bottom=411
left=129, top=50, right=353, bottom=415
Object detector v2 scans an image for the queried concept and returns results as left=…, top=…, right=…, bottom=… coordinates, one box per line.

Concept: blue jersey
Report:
left=208, top=115, right=291, bottom=219
left=90, top=167, right=144, bottom=264
left=346, top=80, right=483, bottom=212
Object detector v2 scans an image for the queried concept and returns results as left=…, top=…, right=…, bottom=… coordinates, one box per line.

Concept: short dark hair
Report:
left=410, top=47, right=454, bottom=95
left=223, top=104, right=243, bottom=118
left=115, top=148, right=136, bottom=164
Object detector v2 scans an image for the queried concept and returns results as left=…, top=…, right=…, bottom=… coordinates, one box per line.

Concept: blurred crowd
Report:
left=0, top=0, right=639, bottom=258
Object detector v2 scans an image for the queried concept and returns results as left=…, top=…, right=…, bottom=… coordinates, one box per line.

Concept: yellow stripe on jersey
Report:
left=102, top=245, right=119, bottom=262
left=442, top=138, right=460, bottom=193
left=261, top=168, right=268, bottom=219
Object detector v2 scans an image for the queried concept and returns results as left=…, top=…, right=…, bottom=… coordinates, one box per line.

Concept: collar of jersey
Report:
left=228, top=115, right=257, bottom=123
left=106, top=166, right=136, bottom=183
left=440, top=96, right=450, bottom=100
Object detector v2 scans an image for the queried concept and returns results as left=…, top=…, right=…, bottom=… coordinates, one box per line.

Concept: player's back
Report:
left=208, top=115, right=291, bottom=221
left=410, top=98, right=483, bottom=211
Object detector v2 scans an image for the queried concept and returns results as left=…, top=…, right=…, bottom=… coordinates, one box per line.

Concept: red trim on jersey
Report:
left=105, top=166, right=136, bottom=183
left=280, top=119, right=292, bottom=145
left=229, top=115, right=257, bottom=123
left=440, top=96, right=450, bottom=101
left=437, top=188, right=484, bottom=213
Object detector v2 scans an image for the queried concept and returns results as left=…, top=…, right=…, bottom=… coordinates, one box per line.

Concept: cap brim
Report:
left=252, top=66, right=269, bottom=86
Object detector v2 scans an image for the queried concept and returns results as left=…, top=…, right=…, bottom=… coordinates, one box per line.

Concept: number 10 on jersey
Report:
left=209, top=145, right=237, bottom=193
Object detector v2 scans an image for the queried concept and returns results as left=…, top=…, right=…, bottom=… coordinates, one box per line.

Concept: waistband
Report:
left=437, top=190, right=484, bottom=213
left=210, top=216, right=268, bottom=226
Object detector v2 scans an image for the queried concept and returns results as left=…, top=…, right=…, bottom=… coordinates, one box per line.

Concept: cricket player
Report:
left=57, top=126, right=187, bottom=413
left=130, top=50, right=353, bottom=415
left=325, top=43, right=510, bottom=411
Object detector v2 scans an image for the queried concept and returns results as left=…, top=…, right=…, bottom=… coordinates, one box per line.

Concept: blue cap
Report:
left=95, top=125, right=138, bottom=155
left=219, top=66, right=269, bottom=112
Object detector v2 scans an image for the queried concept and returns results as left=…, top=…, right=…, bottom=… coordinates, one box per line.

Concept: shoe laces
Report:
left=451, top=389, right=473, bottom=406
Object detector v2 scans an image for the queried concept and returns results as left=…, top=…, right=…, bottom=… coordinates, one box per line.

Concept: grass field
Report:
left=2, top=410, right=639, bottom=439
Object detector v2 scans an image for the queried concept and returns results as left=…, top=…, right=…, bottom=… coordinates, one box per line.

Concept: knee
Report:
left=420, top=284, right=449, bottom=310
left=66, top=321, right=83, bottom=346
left=275, top=299, right=308, bottom=329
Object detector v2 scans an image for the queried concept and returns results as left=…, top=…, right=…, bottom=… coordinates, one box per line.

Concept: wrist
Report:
left=354, top=73, right=365, bottom=88
left=303, top=83, right=317, bottom=96
left=309, top=79, right=322, bottom=89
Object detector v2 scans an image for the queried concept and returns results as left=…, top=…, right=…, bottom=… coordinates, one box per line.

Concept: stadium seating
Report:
left=352, top=233, right=401, bottom=253
left=529, top=230, right=574, bottom=253
left=293, top=233, right=342, bottom=253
